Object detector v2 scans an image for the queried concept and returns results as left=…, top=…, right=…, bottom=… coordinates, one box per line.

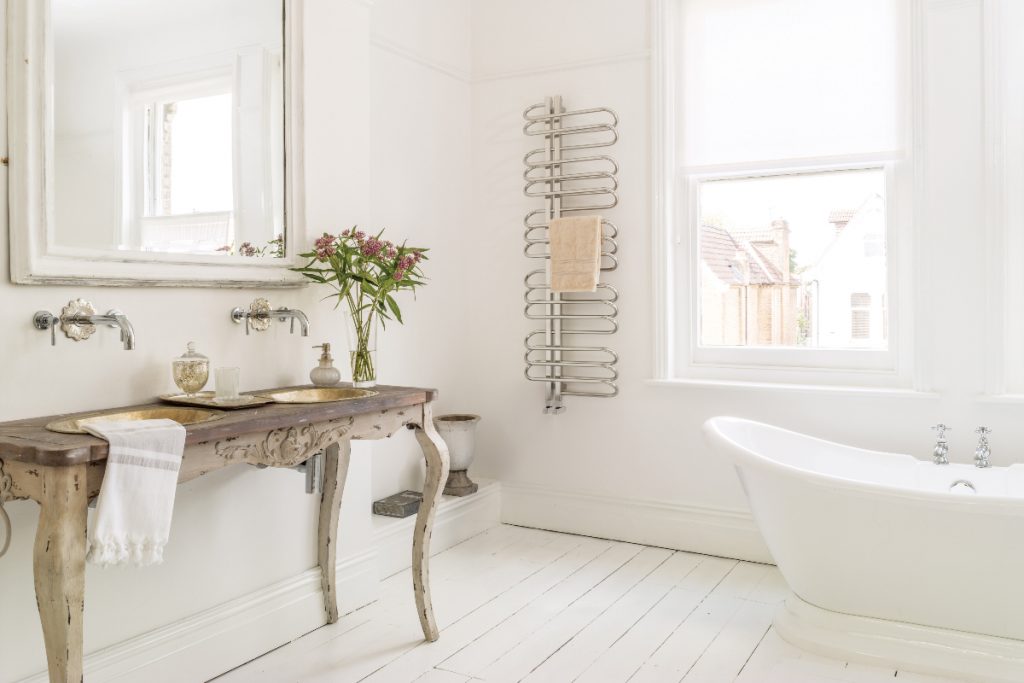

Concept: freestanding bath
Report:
left=704, top=416, right=1024, bottom=683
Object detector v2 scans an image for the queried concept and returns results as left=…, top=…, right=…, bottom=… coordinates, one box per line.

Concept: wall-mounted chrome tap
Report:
left=33, top=299, right=135, bottom=350
left=974, top=427, right=992, bottom=468
left=275, top=308, right=310, bottom=336
left=231, top=298, right=309, bottom=336
left=930, top=424, right=951, bottom=465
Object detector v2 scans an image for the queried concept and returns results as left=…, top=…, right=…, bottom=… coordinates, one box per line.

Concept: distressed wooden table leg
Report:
left=33, top=464, right=88, bottom=683
left=412, top=402, right=450, bottom=642
left=318, top=440, right=351, bottom=623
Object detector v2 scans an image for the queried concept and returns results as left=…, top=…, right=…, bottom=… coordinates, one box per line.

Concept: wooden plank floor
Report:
left=214, top=525, right=968, bottom=683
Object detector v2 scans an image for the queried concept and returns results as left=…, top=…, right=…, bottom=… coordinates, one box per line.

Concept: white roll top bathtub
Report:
left=704, top=416, right=1024, bottom=683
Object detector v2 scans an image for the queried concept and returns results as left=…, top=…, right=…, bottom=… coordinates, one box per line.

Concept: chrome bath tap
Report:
left=974, top=427, right=992, bottom=468
left=930, top=424, right=951, bottom=465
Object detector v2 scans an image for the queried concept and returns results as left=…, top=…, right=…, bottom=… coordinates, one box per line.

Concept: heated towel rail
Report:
left=523, top=95, right=620, bottom=414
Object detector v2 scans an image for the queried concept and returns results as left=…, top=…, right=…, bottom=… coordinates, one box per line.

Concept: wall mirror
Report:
left=8, top=0, right=305, bottom=286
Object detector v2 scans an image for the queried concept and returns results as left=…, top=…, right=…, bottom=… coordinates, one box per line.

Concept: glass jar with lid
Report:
left=172, top=342, right=210, bottom=396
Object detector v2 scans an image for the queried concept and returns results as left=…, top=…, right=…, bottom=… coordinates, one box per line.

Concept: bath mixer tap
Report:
left=930, top=424, right=951, bottom=465
left=975, top=427, right=992, bottom=468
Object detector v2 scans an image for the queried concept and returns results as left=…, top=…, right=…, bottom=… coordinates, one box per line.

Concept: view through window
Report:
left=145, top=93, right=234, bottom=217
left=698, top=168, right=888, bottom=350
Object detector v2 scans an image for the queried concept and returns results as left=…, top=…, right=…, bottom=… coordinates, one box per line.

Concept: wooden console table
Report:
left=0, top=385, right=450, bottom=683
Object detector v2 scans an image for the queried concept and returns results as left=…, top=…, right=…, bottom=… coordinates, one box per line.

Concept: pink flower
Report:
left=314, top=233, right=337, bottom=261
left=341, top=229, right=350, bottom=237
left=394, top=269, right=405, bottom=281
left=239, top=242, right=258, bottom=257
left=360, top=237, right=385, bottom=257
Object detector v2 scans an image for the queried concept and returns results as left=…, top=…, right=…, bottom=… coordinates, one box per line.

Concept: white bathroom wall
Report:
left=366, top=0, right=475, bottom=503
left=0, top=0, right=477, bottom=680
left=467, top=0, right=1024, bottom=561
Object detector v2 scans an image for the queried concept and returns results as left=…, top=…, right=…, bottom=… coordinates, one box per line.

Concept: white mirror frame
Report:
left=7, top=0, right=306, bottom=287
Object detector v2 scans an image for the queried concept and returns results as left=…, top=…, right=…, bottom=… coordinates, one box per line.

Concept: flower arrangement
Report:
left=293, top=228, right=427, bottom=386
left=216, top=234, right=285, bottom=258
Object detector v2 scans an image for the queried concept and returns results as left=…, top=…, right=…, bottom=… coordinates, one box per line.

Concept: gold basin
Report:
left=257, top=387, right=379, bottom=404
left=46, top=407, right=225, bottom=434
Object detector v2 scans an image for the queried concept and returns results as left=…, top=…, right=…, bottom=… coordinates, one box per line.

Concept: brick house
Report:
left=700, top=219, right=800, bottom=346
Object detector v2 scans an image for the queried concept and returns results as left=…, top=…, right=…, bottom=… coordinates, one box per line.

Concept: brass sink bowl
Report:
left=256, top=387, right=379, bottom=404
left=46, top=406, right=225, bottom=434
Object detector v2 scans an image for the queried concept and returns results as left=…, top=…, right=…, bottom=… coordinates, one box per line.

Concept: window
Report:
left=121, top=69, right=236, bottom=253
left=144, top=94, right=234, bottom=218
left=661, top=0, right=910, bottom=382
left=698, top=168, right=888, bottom=350
left=850, top=293, right=872, bottom=340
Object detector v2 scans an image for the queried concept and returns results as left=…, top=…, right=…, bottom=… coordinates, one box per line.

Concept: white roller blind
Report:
left=678, top=0, right=904, bottom=167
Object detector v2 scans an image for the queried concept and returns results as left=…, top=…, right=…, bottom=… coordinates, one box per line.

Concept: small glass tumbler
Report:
left=214, top=367, right=240, bottom=402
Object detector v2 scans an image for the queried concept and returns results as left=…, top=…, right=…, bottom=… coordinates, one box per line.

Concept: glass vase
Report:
left=345, top=308, right=378, bottom=388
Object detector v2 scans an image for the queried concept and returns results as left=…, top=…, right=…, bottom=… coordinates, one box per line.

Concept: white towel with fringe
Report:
left=83, top=419, right=186, bottom=567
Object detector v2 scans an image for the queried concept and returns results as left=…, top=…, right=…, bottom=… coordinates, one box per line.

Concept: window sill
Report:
left=646, top=378, right=939, bottom=400
left=973, top=393, right=1024, bottom=405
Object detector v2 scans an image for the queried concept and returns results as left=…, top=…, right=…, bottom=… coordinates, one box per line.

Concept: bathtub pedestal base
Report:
left=775, top=593, right=1024, bottom=683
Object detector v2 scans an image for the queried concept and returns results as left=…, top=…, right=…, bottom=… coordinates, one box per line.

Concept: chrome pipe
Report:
left=276, top=308, right=310, bottom=337
left=67, top=310, right=136, bottom=350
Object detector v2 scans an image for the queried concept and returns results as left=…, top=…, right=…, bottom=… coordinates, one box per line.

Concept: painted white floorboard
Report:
left=217, top=525, right=971, bottom=683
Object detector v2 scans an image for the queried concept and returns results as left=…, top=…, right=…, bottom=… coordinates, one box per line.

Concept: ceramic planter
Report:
left=434, top=414, right=481, bottom=496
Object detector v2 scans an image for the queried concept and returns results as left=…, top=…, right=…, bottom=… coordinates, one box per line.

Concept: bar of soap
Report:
left=372, top=490, right=423, bottom=518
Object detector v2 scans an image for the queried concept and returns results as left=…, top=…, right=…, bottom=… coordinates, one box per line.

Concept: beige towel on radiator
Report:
left=549, top=215, right=602, bottom=293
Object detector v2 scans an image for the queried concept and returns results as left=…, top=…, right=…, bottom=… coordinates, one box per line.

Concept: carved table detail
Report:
left=0, top=385, right=449, bottom=683
left=0, top=458, right=12, bottom=502
left=213, top=416, right=356, bottom=465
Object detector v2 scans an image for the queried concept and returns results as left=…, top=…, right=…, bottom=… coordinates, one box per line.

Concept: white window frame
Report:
left=989, top=0, right=1024, bottom=397
left=651, top=0, right=918, bottom=389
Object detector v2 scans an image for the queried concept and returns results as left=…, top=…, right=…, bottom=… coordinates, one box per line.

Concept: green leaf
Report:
left=385, top=294, right=403, bottom=323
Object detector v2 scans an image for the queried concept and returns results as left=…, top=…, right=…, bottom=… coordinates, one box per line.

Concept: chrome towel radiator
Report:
left=523, top=95, right=619, bottom=414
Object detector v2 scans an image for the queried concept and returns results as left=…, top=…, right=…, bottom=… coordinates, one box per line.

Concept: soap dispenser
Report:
left=310, top=343, right=341, bottom=386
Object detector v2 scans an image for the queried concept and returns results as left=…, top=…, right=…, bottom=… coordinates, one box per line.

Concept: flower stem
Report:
left=345, top=289, right=376, bottom=385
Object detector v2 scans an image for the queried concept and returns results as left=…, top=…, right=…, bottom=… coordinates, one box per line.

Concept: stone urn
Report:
left=434, top=414, right=481, bottom=496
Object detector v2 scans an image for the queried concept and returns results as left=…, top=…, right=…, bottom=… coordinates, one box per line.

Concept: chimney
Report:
left=771, top=219, right=791, bottom=283
left=828, top=209, right=855, bottom=236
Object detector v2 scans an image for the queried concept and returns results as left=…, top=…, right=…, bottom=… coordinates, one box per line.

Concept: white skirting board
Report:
left=500, top=481, right=773, bottom=564
left=17, top=481, right=502, bottom=683
left=775, top=593, right=1024, bottom=683
left=17, top=550, right=379, bottom=683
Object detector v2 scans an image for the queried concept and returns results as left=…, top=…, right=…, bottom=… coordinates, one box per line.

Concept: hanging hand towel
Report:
left=83, top=419, right=186, bottom=567
left=549, top=215, right=602, bottom=293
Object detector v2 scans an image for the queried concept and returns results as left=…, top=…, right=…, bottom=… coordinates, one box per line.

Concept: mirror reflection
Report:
left=52, top=0, right=285, bottom=257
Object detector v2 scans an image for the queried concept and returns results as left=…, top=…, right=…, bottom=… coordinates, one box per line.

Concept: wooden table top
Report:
left=0, top=385, right=438, bottom=467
